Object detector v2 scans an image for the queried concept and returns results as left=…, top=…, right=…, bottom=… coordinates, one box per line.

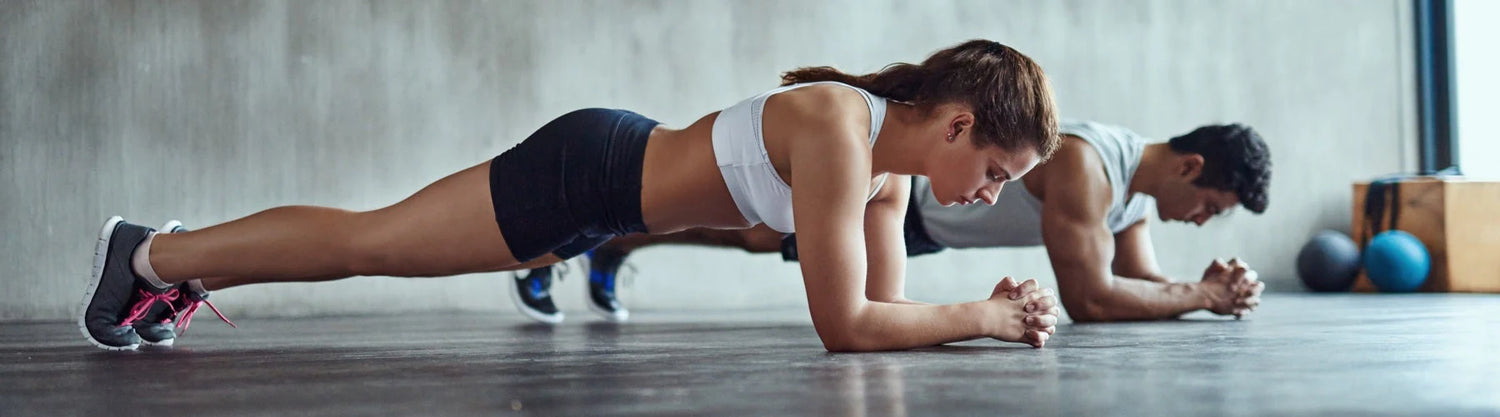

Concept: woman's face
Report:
left=924, top=128, right=1041, bottom=207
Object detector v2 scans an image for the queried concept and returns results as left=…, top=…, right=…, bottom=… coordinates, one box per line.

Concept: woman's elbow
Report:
left=815, top=324, right=866, bottom=352
left=812, top=313, right=876, bottom=352
left=821, top=339, right=859, bottom=352
left=821, top=335, right=889, bottom=352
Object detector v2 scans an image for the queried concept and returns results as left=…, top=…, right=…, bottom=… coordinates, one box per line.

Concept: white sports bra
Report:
left=710, top=81, right=889, bottom=233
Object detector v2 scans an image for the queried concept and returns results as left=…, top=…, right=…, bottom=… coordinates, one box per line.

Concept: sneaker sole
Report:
left=76, top=216, right=140, bottom=351
left=586, top=297, right=629, bottom=322
left=508, top=275, right=564, bottom=325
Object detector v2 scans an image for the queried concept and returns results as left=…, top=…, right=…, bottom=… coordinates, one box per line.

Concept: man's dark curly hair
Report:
left=1167, top=124, right=1271, bottom=214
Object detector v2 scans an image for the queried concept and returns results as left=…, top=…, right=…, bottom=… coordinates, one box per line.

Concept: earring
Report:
left=946, top=133, right=956, bottom=142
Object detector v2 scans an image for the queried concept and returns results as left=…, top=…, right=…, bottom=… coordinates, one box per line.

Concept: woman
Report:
left=80, top=39, right=1063, bottom=352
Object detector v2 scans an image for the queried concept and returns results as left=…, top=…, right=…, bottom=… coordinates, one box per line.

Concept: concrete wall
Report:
left=1, top=0, right=1414, bottom=320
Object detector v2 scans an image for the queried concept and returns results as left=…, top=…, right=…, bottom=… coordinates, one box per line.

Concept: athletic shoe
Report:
left=134, top=220, right=236, bottom=345
left=584, top=248, right=629, bottom=322
left=77, top=217, right=166, bottom=350
left=511, top=266, right=564, bottom=324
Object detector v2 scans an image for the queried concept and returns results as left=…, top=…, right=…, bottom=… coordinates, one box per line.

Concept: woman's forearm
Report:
left=818, top=300, right=991, bottom=352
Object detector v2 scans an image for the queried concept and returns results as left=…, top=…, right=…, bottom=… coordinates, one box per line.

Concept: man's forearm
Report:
left=1066, top=277, right=1212, bottom=322
left=1121, top=272, right=1172, bottom=284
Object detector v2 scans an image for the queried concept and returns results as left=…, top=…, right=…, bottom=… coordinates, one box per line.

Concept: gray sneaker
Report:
left=132, top=220, right=185, bottom=346
left=134, top=220, right=236, bottom=346
left=77, top=216, right=168, bottom=350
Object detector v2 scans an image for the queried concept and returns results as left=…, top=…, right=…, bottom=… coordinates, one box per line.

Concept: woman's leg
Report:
left=196, top=256, right=563, bottom=291
left=148, top=160, right=562, bottom=286
left=598, top=223, right=786, bottom=255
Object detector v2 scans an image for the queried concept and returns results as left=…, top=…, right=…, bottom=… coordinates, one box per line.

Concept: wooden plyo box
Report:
left=1351, top=178, right=1500, bottom=293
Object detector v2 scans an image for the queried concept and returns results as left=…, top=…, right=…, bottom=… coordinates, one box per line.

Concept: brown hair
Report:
left=780, top=39, right=1059, bottom=160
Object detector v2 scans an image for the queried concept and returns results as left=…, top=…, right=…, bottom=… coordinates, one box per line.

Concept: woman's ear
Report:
left=949, top=112, right=975, bottom=139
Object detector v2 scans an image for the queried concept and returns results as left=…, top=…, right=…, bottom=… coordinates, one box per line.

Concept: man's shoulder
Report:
left=1047, top=137, right=1110, bottom=186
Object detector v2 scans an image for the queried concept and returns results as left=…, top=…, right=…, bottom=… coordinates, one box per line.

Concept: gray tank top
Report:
left=912, top=120, right=1156, bottom=248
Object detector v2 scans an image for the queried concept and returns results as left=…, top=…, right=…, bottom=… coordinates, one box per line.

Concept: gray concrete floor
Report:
left=2, top=294, right=1498, bottom=416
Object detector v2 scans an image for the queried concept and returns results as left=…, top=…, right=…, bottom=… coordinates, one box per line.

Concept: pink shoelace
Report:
left=175, top=296, right=236, bottom=334
left=119, top=288, right=179, bottom=327
left=118, top=288, right=237, bottom=334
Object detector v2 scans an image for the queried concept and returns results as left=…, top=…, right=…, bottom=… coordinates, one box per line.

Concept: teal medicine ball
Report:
left=1363, top=230, right=1430, bottom=292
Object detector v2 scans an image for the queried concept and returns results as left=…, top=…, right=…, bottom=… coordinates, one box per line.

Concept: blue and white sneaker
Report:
left=585, top=249, right=629, bottom=322
left=510, top=266, right=564, bottom=324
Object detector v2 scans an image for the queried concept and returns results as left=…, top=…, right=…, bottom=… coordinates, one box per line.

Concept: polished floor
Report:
left=2, top=294, right=1498, bottom=416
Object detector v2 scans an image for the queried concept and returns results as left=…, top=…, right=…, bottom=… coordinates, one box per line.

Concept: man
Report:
left=512, top=120, right=1269, bottom=323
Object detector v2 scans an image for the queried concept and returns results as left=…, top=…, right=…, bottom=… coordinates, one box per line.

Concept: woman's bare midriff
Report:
left=638, top=112, right=754, bottom=234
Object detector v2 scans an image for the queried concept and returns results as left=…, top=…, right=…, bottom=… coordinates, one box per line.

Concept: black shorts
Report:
left=489, top=108, right=659, bottom=262
left=779, top=178, right=947, bottom=261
